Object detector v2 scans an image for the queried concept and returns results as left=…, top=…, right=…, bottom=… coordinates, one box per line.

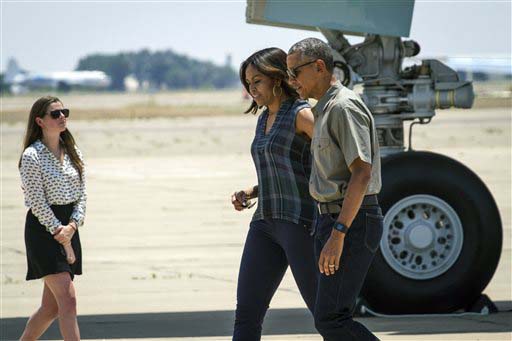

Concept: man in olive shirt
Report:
left=287, top=38, right=383, bottom=340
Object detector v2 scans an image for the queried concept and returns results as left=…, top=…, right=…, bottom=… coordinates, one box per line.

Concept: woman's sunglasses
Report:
left=48, top=109, right=70, bottom=119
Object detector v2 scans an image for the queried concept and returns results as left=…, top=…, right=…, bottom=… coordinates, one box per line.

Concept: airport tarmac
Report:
left=1, top=106, right=510, bottom=340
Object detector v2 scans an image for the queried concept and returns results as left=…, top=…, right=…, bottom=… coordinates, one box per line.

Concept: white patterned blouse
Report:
left=20, top=139, right=87, bottom=234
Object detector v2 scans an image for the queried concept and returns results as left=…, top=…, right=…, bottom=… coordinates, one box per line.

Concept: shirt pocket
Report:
left=312, top=137, right=332, bottom=167
left=312, top=137, right=331, bottom=152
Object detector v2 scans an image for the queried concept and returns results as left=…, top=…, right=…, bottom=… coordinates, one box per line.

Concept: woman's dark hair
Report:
left=18, top=96, right=84, bottom=180
left=240, top=47, right=299, bottom=114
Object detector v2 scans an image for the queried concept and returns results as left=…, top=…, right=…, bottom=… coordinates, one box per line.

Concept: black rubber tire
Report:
left=361, top=151, right=502, bottom=314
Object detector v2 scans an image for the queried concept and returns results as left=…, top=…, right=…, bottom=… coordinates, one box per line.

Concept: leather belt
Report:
left=317, top=195, right=379, bottom=215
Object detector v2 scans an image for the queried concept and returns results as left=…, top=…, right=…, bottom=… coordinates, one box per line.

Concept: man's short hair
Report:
left=288, top=38, right=334, bottom=73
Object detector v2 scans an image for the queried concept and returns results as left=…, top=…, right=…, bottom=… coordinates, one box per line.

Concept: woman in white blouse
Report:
left=18, top=96, right=86, bottom=340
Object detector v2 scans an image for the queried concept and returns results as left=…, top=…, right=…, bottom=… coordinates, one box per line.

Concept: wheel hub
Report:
left=407, top=224, right=434, bottom=249
left=381, top=194, right=464, bottom=280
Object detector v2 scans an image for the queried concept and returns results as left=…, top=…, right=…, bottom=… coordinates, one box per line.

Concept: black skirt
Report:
left=24, top=203, right=82, bottom=281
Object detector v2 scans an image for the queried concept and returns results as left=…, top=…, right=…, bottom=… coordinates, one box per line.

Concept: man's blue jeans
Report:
left=314, top=205, right=383, bottom=341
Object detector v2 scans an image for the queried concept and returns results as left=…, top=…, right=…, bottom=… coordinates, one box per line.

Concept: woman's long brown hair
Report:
left=240, top=47, right=299, bottom=115
left=18, top=96, right=84, bottom=181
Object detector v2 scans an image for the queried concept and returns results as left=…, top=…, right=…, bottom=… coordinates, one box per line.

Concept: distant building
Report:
left=225, top=54, right=233, bottom=68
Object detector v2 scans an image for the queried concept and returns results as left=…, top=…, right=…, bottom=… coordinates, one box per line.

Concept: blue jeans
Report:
left=233, top=219, right=318, bottom=341
left=314, top=205, right=383, bottom=341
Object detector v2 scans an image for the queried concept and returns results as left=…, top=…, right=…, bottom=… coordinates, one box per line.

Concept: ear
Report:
left=316, top=59, right=327, bottom=73
left=35, top=117, right=44, bottom=128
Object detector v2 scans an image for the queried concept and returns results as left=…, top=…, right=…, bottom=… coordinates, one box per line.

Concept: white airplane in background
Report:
left=4, top=59, right=111, bottom=94
left=442, top=57, right=511, bottom=80
left=403, top=56, right=511, bottom=81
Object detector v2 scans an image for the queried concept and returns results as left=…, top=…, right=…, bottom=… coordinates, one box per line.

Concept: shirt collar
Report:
left=33, top=138, right=66, bottom=157
left=278, top=97, right=295, bottom=113
left=312, top=80, right=343, bottom=117
left=33, top=139, right=45, bottom=152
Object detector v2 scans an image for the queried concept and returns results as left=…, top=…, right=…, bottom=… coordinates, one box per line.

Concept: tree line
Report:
left=0, top=74, right=8, bottom=94
left=76, top=49, right=238, bottom=91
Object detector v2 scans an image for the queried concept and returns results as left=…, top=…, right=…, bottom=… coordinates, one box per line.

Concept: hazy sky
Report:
left=1, top=1, right=511, bottom=73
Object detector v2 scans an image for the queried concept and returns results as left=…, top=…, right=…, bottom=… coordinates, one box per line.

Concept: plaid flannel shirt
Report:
left=251, top=98, right=316, bottom=228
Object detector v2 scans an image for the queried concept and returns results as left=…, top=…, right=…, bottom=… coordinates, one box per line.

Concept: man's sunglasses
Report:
left=48, top=109, right=70, bottom=119
left=286, top=60, right=317, bottom=79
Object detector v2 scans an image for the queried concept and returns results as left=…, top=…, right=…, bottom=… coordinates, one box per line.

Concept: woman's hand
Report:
left=231, top=186, right=258, bottom=211
left=53, top=225, right=75, bottom=245
left=231, top=191, right=248, bottom=211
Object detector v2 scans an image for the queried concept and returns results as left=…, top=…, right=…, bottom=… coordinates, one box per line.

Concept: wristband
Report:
left=333, top=222, right=349, bottom=234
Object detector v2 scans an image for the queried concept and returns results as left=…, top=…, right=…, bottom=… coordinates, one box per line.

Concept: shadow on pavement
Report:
left=2, top=303, right=511, bottom=340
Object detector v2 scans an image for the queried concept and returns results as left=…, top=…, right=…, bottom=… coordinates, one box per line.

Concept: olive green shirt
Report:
left=310, top=81, right=381, bottom=202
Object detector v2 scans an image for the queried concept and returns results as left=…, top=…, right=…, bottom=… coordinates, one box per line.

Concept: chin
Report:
left=252, top=98, right=262, bottom=106
left=298, top=92, right=308, bottom=100
left=295, top=89, right=306, bottom=99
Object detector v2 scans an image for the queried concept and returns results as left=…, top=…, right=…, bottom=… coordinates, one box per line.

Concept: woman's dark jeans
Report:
left=233, top=219, right=318, bottom=341
left=313, top=204, right=383, bottom=341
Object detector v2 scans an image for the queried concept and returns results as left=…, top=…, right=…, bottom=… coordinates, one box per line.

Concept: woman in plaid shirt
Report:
left=231, top=47, right=317, bottom=340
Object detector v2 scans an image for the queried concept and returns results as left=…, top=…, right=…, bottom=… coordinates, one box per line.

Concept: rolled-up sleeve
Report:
left=20, top=150, right=61, bottom=234
left=70, top=150, right=87, bottom=227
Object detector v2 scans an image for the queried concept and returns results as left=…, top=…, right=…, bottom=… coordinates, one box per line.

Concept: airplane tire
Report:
left=361, top=151, right=502, bottom=313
